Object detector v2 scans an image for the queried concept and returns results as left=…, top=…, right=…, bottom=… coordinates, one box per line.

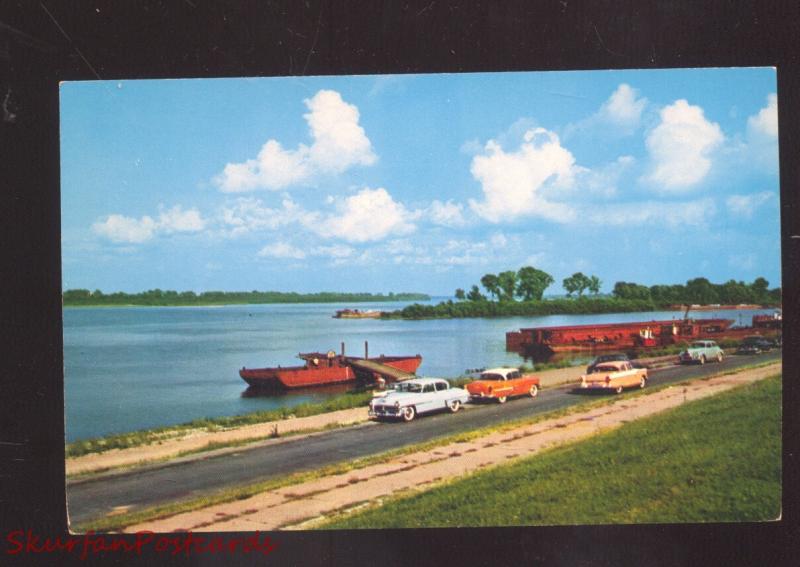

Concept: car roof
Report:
left=594, top=360, right=628, bottom=370
left=402, top=377, right=449, bottom=385
left=481, top=367, right=518, bottom=376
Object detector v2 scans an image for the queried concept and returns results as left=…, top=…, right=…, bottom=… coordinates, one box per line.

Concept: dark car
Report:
left=736, top=336, right=775, bottom=355
left=586, top=353, right=634, bottom=374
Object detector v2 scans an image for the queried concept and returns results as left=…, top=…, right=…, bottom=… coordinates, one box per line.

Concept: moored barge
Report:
left=507, top=312, right=781, bottom=356
left=240, top=342, right=422, bottom=390
left=333, top=308, right=383, bottom=319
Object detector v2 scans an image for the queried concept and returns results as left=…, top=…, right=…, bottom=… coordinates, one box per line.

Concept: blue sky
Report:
left=60, top=68, right=780, bottom=296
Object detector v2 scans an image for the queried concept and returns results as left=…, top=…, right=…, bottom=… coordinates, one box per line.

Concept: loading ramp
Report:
left=346, top=358, right=415, bottom=382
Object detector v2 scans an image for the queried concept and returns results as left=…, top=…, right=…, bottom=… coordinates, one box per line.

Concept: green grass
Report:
left=74, top=362, right=778, bottom=532
left=66, top=390, right=374, bottom=458
left=322, top=374, right=782, bottom=528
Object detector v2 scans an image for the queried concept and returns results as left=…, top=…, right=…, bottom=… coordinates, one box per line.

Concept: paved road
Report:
left=67, top=351, right=780, bottom=525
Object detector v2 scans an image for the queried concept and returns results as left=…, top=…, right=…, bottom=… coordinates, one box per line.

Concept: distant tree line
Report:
left=611, top=277, right=780, bottom=306
left=63, top=289, right=430, bottom=307
left=388, top=266, right=780, bottom=319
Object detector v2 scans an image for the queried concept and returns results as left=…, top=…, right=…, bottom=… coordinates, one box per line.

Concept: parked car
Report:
left=579, top=360, right=648, bottom=394
left=466, top=367, right=540, bottom=404
left=679, top=340, right=724, bottom=365
left=368, top=378, right=470, bottom=422
left=586, top=353, right=632, bottom=374
left=736, top=335, right=775, bottom=355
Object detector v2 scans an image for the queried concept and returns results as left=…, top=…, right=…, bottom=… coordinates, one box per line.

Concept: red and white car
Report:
left=466, top=367, right=540, bottom=404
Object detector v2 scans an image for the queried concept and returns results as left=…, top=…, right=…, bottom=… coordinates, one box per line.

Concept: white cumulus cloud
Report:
left=157, top=205, right=206, bottom=233
left=597, top=84, right=647, bottom=132
left=215, top=90, right=376, bottom=192
left=314, top=187, right=417, bottom=243
left=563, top=83, right=647, bottom=140
left=93, top=205, right=207, bottom=243
left=643, top=99, right=724, bottom=191
left=468, top=128, right=579, bottom=223
left=428, top=200, right=466, bottom=227
left=220, top=197, right=312, bottom=236
left=92, top=214, right=157, bottom=243
left=747, top=93, right=778, bottom=139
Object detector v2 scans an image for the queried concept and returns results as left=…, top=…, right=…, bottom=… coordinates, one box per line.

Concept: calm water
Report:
left=63, top=301, right=775, bottom=441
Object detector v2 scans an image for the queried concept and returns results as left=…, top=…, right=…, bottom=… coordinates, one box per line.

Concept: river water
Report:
left=63, top=301, right=776, bottom=442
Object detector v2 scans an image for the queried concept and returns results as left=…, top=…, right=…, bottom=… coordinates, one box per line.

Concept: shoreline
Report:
left=66, top=355, right=679, bottom=478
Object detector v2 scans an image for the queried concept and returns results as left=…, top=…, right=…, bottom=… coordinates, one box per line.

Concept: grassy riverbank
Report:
left=324, top=374, right=781, bottom=528
left=66, top=390, right=374, bottom=458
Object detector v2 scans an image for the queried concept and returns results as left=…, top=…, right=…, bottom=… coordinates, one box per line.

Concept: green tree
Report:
left=466, top=285, right=486, bottom=302
left=454, top=288, right=466, bottom=300
left=719, top=280, right=751, bottom=304
left=588, top=275, right=602, bottom=295
left=650, top=284, right=685, bottom=303
left=685, top=277, right=719, bottom=304
left=516, top=266, right=554, bottom=301
left=563, top=272, right=592, bottom=297
left=750, top=277, right=770, bottom=302
left=480, top=274, right=500, bottom=301
left=497, top=270, right=518, bottom=302
left=612, top=281, right=652, bottom=301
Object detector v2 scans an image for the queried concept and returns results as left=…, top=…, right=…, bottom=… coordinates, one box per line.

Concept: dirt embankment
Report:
left=125, top=361, right=780, bottom=533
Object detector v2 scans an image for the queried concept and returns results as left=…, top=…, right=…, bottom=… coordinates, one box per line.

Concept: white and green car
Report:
left=368, top=378, right=470, bottom=422
left=679, top=340, right=724, bottom=365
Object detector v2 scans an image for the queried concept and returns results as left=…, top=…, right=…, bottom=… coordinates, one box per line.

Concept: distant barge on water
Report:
left=507, top=311, right=781, bottom=356
left=333, top=308, right=383, bottom=319
left=240, top=342, right=422, bottom=390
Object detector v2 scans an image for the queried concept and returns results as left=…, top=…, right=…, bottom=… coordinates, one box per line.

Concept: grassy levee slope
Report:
left=323, top=374, right=781, bottom=528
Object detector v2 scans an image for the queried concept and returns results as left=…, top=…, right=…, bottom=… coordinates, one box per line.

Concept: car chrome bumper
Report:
left=369, top=406, right=401, bottom=418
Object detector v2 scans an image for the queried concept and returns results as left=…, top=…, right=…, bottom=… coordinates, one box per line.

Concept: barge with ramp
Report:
left=240, top=342, right=422, bottom=390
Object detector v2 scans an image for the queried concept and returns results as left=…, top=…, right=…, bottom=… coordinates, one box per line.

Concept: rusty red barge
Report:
left=240, top=342, right=422, bottom=390
left=507, top=312, right=781, bottom=356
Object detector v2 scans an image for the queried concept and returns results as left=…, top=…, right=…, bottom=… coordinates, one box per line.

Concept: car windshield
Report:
left=690, top=342, right=706, bottom=347
left=480, top=373, right=505, bottom=381
left=592, top=355, right=625, bottom=365
left=594, top=365, right=617, bottom=372
left=394, top=382, right=423, bottom=393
